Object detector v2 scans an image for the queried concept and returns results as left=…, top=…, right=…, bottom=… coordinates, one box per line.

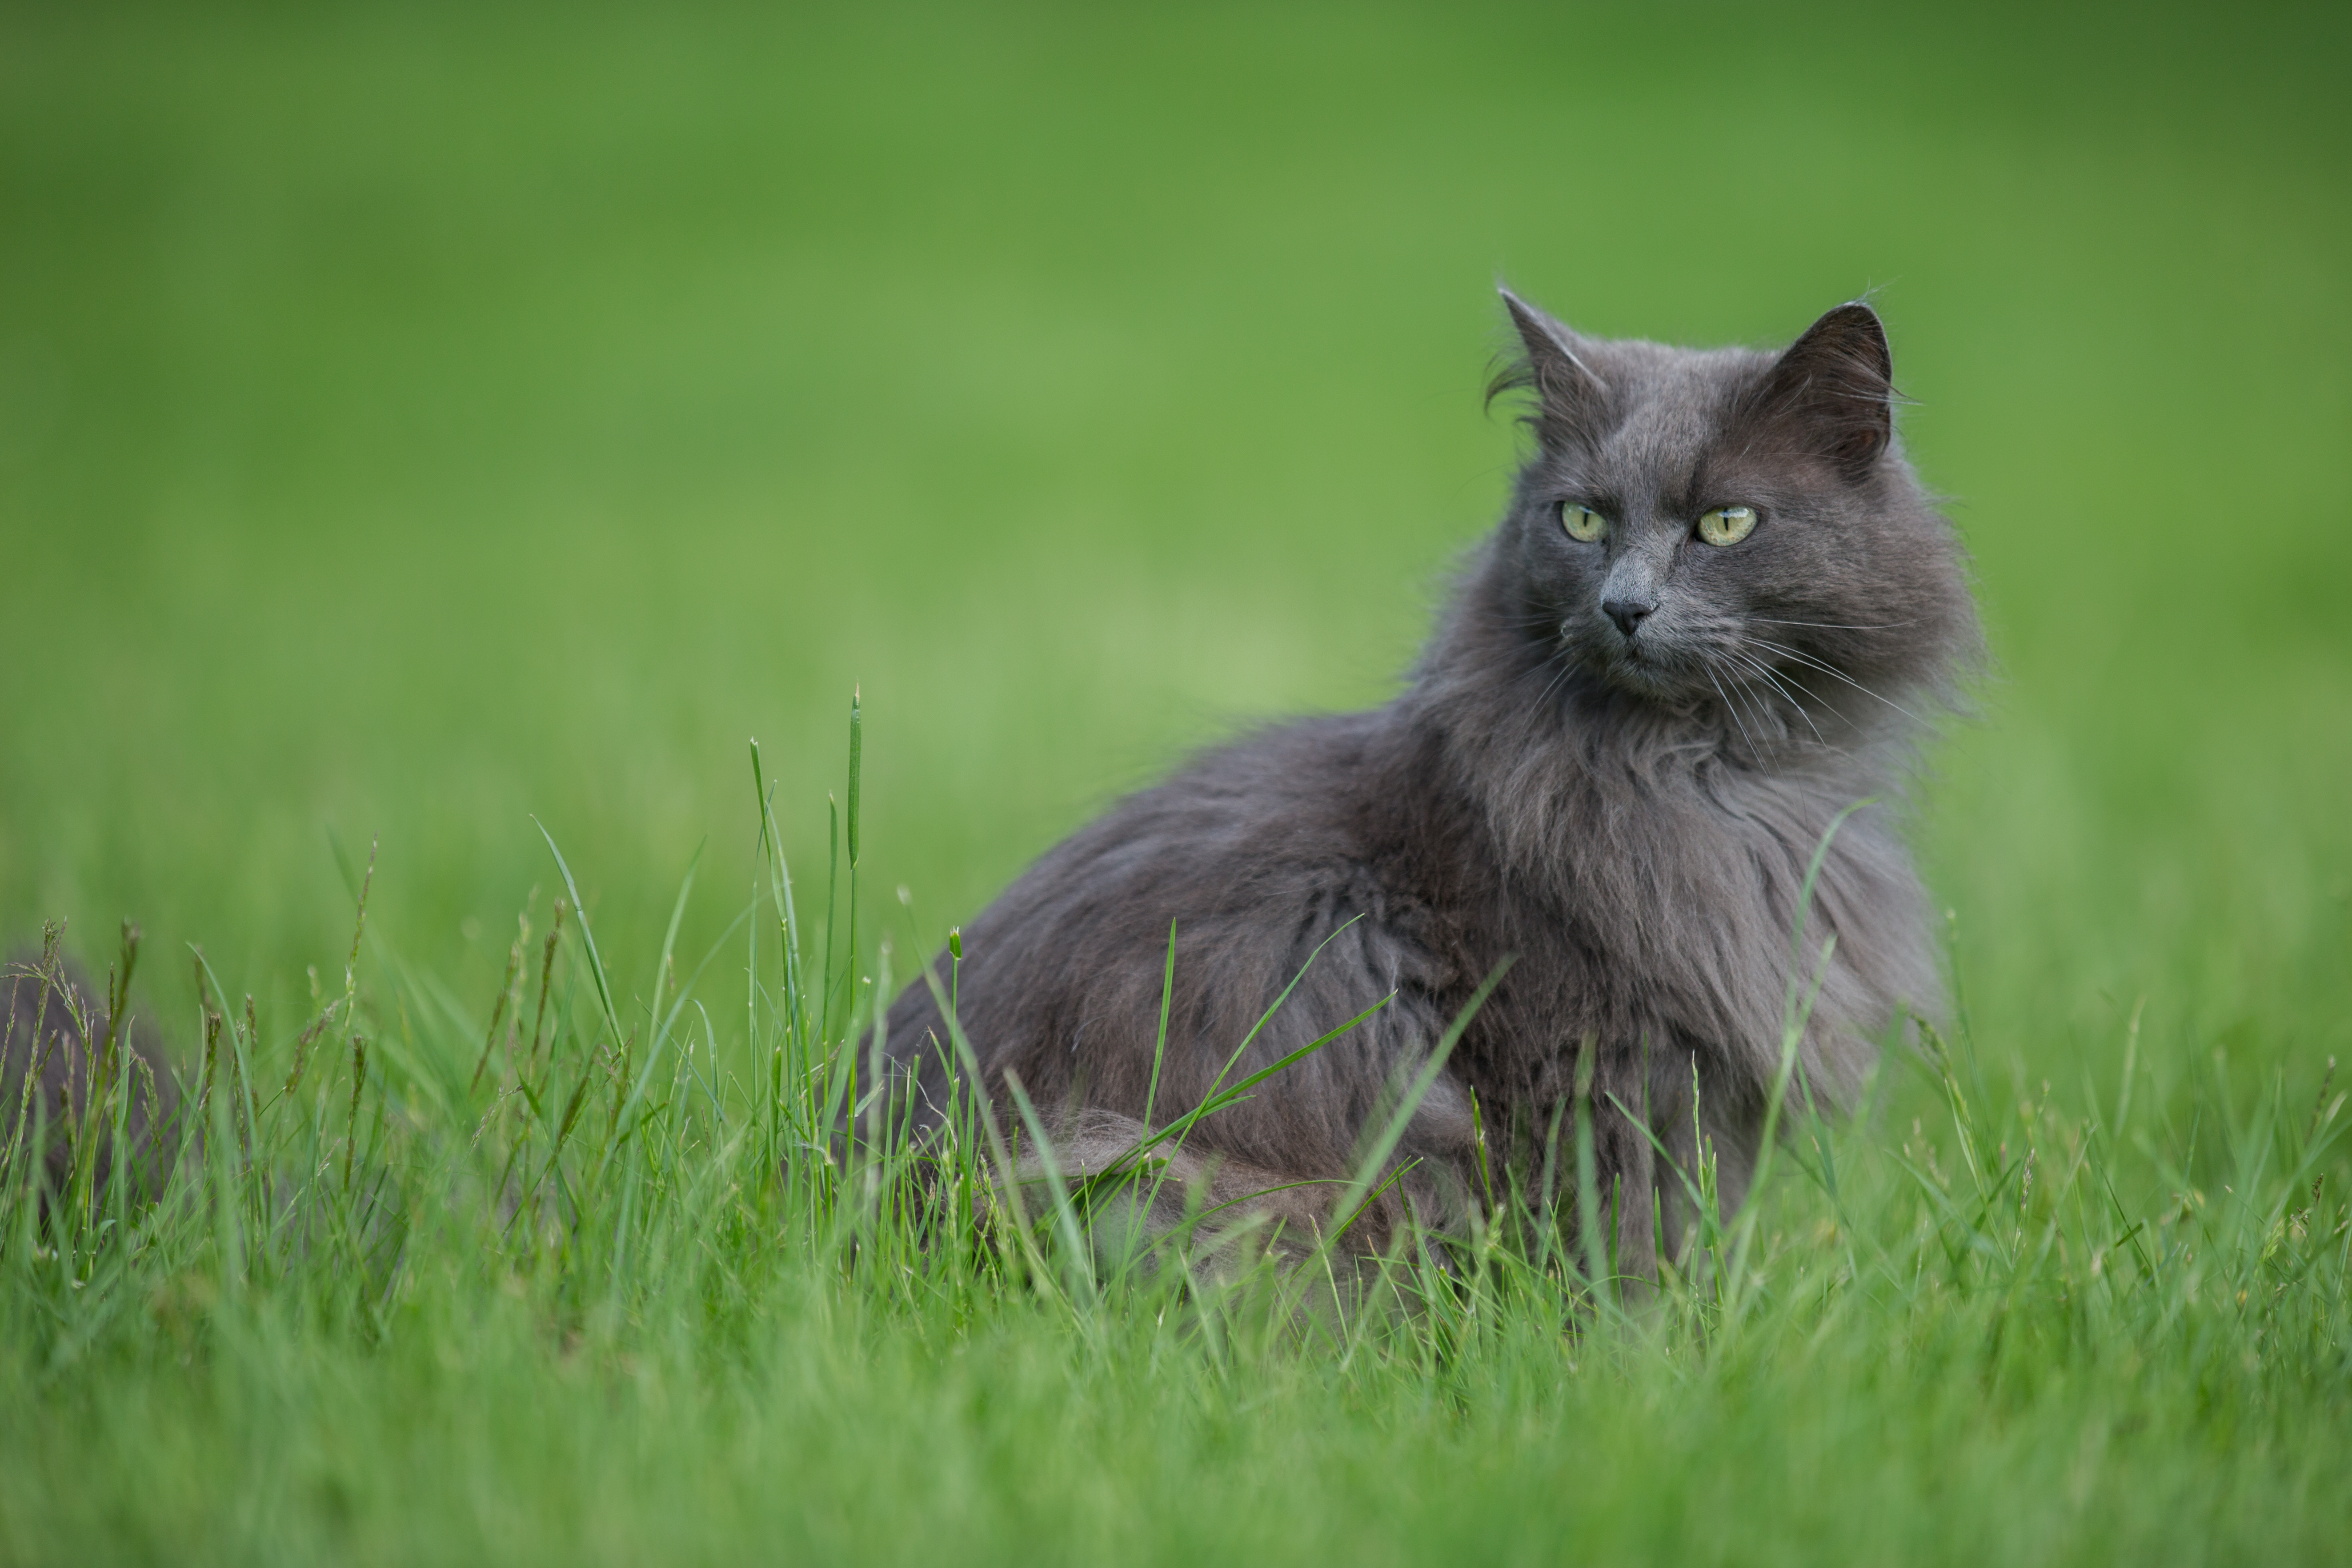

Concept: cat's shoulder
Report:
left=1002, top=706, right=1425, bottom=912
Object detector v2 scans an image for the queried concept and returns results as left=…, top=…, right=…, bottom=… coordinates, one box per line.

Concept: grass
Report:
left=3, top=0, right=2350, bottom=1560
left=4, top=744, right=2347, bottom=1564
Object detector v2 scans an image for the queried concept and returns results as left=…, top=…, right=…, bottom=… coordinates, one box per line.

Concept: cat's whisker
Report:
left=1747, top=669, right=1839, bottom=748
left=1706, top=667, right=1763, bottom=761
left=1720, top=643, right=1822, bottom=722
left=1742, top=661, right=1858, bottom=761
left=1529, top=651, right=1579, bottom=716
left=1719, top=657, right=1782, bottom=749
left=1750, top=616, right=1919, bottom=632
left=1719, top=649, right=1829, bottom=748
left=1502, top=610, right=1570, bottom=633
left=1738, top=673, right=1790, bottom=752
left=1745, top=638, right=1927, bottom=727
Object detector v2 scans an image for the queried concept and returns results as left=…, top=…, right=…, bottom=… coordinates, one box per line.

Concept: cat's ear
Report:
left=1751, top=302, right=1894, bottom=480
left=1495, top=287, right=1611, bottom=447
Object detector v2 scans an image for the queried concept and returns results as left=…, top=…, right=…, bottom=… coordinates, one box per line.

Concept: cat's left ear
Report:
left=1752, top=302, right=1894, bottom=480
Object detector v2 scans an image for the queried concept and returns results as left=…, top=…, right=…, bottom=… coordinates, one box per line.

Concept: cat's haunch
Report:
left=879, top=290, right=1980, bottom=1279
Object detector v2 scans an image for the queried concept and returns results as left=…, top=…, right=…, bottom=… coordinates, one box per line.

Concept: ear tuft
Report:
left=1749, top=302, right=1894, bottom=479
left=1491, top=286, right=1610, bottom=448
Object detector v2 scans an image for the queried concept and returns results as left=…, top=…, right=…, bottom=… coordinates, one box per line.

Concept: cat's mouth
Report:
left=1588, top=622, right=1707, bottom=700
left=1549, top=616, right=1698, bottom=700
left=1600, top=636, right=1679, bottom=694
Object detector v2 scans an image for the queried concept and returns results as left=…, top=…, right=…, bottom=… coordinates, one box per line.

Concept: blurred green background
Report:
left=3, top=0, right=2346, bottom=1097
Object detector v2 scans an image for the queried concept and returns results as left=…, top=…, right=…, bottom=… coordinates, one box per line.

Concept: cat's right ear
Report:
left=1493, top=287, right=1610, bottom=448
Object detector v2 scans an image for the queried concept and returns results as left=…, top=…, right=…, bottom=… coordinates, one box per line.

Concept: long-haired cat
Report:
left=880, top=290, right=1978, bottom=1276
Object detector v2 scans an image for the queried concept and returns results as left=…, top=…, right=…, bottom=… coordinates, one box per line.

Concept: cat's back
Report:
left=977, top=705, right=1421, bottom=947
left=882, top=703, right=1472, bottom=1115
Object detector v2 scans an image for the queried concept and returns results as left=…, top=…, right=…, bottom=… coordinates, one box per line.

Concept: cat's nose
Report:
left=1603, top=597, right=1657, bottom=638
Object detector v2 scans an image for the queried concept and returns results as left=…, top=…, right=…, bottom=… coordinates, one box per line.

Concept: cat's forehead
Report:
left=1589, top=342, right=1763, bottom=476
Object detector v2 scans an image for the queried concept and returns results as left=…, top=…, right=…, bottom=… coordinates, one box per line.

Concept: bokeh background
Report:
left=4, top=0, right=2347, bottom=1096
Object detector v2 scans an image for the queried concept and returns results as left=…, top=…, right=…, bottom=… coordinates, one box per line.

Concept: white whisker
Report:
left=1720, top=647, right=1827, bottom=747
left=1750, top=616, right=1917, bottom=632
left=1527, top=644, right=1579, bottom=716
left=1707, top=667, right=1761, bottom=761
left=1746, top=638, right=1926, bottom=727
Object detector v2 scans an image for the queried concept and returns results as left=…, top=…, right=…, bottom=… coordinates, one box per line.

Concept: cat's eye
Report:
left=1559, top=503, right=1608, bottom=543
left=1697, top=505, right=1757, bottom=547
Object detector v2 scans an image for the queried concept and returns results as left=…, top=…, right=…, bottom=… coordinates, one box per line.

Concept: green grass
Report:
left=3, top=0, right=2349, bottom=1560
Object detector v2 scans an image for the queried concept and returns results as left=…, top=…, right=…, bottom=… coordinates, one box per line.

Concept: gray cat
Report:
left=881, top=291, right=1979, bottom=1277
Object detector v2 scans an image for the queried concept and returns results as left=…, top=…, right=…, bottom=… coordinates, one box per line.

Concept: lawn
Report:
left=2, top=1, right=2348, bottom=1561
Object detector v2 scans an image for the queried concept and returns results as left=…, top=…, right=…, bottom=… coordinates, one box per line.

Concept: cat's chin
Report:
left=1596, top=648, right=1693, bottom=702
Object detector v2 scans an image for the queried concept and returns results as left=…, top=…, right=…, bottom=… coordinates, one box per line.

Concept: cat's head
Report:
left=1486, top=291, right=1976, bottom=738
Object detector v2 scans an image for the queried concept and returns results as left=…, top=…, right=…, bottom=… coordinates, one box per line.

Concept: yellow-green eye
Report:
left=1560, top=503, right=1608, bottom=542
left=1697, top=505, right=1757, bottom=546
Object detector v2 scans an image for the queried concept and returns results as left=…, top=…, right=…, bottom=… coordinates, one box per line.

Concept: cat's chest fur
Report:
left=1362, top=694, right=1931, bottom=1119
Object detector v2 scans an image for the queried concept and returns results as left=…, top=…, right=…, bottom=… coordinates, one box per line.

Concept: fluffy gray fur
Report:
left=882, top=290, right=1979, bottom=1271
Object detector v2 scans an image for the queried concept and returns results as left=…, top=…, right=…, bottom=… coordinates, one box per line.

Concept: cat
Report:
left=876, top=289, right=1979, bottom=1279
